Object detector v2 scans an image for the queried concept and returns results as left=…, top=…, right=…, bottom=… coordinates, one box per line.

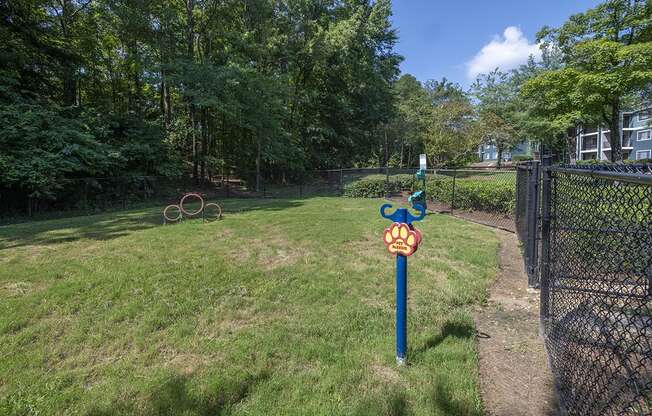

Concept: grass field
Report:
left=0, top=197, right=499, bottom=415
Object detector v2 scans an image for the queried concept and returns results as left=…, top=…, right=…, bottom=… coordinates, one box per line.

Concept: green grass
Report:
left=0, top=197, right=499, bottom=415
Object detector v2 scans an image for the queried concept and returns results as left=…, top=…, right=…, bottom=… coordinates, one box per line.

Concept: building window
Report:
left=582, top=136, right=597, bottom=150
left=638, top=110, right=652, bottom=121
left=637, top=129, right=651, bottom=141
left=636, top=150, right=651, bottom=160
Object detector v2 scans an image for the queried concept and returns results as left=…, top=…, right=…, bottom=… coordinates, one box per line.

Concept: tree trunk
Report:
left=200, top=109, right=207, bottom=181
left=496, top=144, right=503, bottom=168
left=191, top=109, right=198, bottom=179
left=609, top=97, right=622, bottom=162
left=186, top=0, right=197, bottom=178
left=256, top=139, right=262, bottom=193
left=399, top=140, right=404, bottom=169
left=384, top=126, right=389, bottom=168
left=161, top=70, right=172, bottom=130
left=63, top=65, right=76, bottom=106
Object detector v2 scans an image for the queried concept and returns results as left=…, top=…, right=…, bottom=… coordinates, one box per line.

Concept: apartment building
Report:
left=576, top=107, right=652, bottom=161
left=478, top=140, right=535, bottom=162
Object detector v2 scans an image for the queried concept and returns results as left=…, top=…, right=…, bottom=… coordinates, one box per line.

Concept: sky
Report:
left=391, top=0, right=603, bottom=88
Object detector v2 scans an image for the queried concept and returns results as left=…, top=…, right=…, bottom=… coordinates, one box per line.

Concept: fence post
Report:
left=526, top=161, right=541, bottom=287
left=450, top=169, right=457, bottom=214
left=539, top=153, right=553, bottom=325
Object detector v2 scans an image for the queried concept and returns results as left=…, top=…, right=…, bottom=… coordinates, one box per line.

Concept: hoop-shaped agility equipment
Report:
left=203, top=203, right=223, bottom=222
left=163, top=204, right=182, bottom=223
left=162, top=193, right=222, bottom=224
left=180, top=193, right=205, bottom=216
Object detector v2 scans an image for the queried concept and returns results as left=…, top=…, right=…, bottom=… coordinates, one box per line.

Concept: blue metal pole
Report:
left=395, top=208, right=408, bottom=364
left=380, top=203, right=425, bottom=366
left=396, top=253, right=407, bottom=364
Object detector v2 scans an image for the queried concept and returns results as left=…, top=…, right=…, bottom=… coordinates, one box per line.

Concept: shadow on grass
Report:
left=87, top=371, right=269, bottom=416
left=411, top=320, right=476, bottom=361
left=431, top=374, right=483, bottom=416
left=353, top=390, right=410, bottom=416
left=0, top=198, right=305, bottom=250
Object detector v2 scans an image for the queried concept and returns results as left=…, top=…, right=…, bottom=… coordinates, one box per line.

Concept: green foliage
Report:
left=426, top=176, right=515, bottom=215
left=575, top=159, right=652, bottom=166
left=343, top=173, right=516, bottom=216
left=1, top=0, right=402, bottom=206
left=0, top=101, right=104, bottom=198
left=512, top=155, right=534, bottom=162
left=524, top=0, right=652, bottom=161
left=471, top=70, right=524, bottom=166
left=424, top=94, right=480, bottom=167
left=342, top=174, right=414, bottom=198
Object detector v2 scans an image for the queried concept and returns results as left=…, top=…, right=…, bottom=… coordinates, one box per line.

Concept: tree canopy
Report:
left=522, top=0, right=652, bottom=161
left=1, top=0, right=401, bottom=198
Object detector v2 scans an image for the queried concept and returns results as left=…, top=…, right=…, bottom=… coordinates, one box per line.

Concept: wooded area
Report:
left=1, top=0, right=401, bottom=200
left=1, top=0, right=651, bottom=215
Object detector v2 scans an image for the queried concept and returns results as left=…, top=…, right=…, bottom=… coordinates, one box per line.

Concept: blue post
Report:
left=395, top=208, right=408, bottom=364
left=396, top=253, right=408, bottom=364
left=380, top=203, right=425, bottom=365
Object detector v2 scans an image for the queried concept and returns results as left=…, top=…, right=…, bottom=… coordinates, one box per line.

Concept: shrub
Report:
left=343, top=174, right=415, bottom=198
left=576, top=159, right=652, bottom=166
left=426, top=176, right=515, bottom=215
left=512, top=155, right=534, bottom=162
left=344, top=173, right=516, bottom=216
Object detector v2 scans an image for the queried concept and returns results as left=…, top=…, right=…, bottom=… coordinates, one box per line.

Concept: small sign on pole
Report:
left=419, top=154, right=427, bottom=171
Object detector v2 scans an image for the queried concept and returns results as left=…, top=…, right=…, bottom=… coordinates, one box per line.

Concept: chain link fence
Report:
left=517, top=160, right=652, bottom=415
left=2, top=167, right=520, bottom=231
left=0, top=176, right=214, bottom=222
left=515, top=162, right=541, bottom=287
left=428, top=168, right=516, bottom=232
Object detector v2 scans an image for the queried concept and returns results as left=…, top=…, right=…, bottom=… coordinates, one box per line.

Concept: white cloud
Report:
left=466, top=26, right=541, bottom=79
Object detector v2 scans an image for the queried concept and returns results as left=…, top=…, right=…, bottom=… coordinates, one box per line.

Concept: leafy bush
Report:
left=343, top=173, right=516, bottom=216
left=576, top=159, right=652, bottom=166
left=343, top=174, right=415, bottom=198
left=512, top=155, right=534, bottom=162
left=426, top=176, right=515, bottom=215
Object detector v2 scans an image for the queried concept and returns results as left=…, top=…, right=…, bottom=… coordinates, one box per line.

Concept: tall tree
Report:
left=524, top=0, right=652, bottom=161
left=471, top=69, right=522, bottom=166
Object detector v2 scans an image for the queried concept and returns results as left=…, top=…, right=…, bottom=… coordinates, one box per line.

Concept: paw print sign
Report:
left=383, top=223, right=422, bottom=256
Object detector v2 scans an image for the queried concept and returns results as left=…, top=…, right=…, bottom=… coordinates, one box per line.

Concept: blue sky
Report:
left=391, top=0, right=603, bottom=87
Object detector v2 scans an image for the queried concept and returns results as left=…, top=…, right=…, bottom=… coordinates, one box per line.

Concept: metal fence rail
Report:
left=539, top=164, right=652, bottom=416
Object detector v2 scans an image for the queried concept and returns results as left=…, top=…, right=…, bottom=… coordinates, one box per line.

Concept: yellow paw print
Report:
left=383, top=223, right=422, bottom=256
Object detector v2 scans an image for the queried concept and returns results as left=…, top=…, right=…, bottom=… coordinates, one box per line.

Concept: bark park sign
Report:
left=383, top=222, right=422, bottom=256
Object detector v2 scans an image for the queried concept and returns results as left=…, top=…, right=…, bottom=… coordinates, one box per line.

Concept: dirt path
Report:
left=474, top=230, right=558, bottom=416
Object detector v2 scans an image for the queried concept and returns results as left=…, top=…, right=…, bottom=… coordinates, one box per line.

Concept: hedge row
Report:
left=343, top=173, right=515, bottom=215
left=425, top=177, right=515, bottom=215
left=342, top=174, right=415, bottom=198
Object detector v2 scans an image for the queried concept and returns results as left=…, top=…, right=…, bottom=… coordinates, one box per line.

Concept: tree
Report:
left=386, top=74, right=429, bottom=168
left=1, top=0, right=403, bottom=210
left=471, top=70, right=522, bottom=166
left=524, top=0, right=652, bottom=161
left=422, top=80, right=478, bottom=167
